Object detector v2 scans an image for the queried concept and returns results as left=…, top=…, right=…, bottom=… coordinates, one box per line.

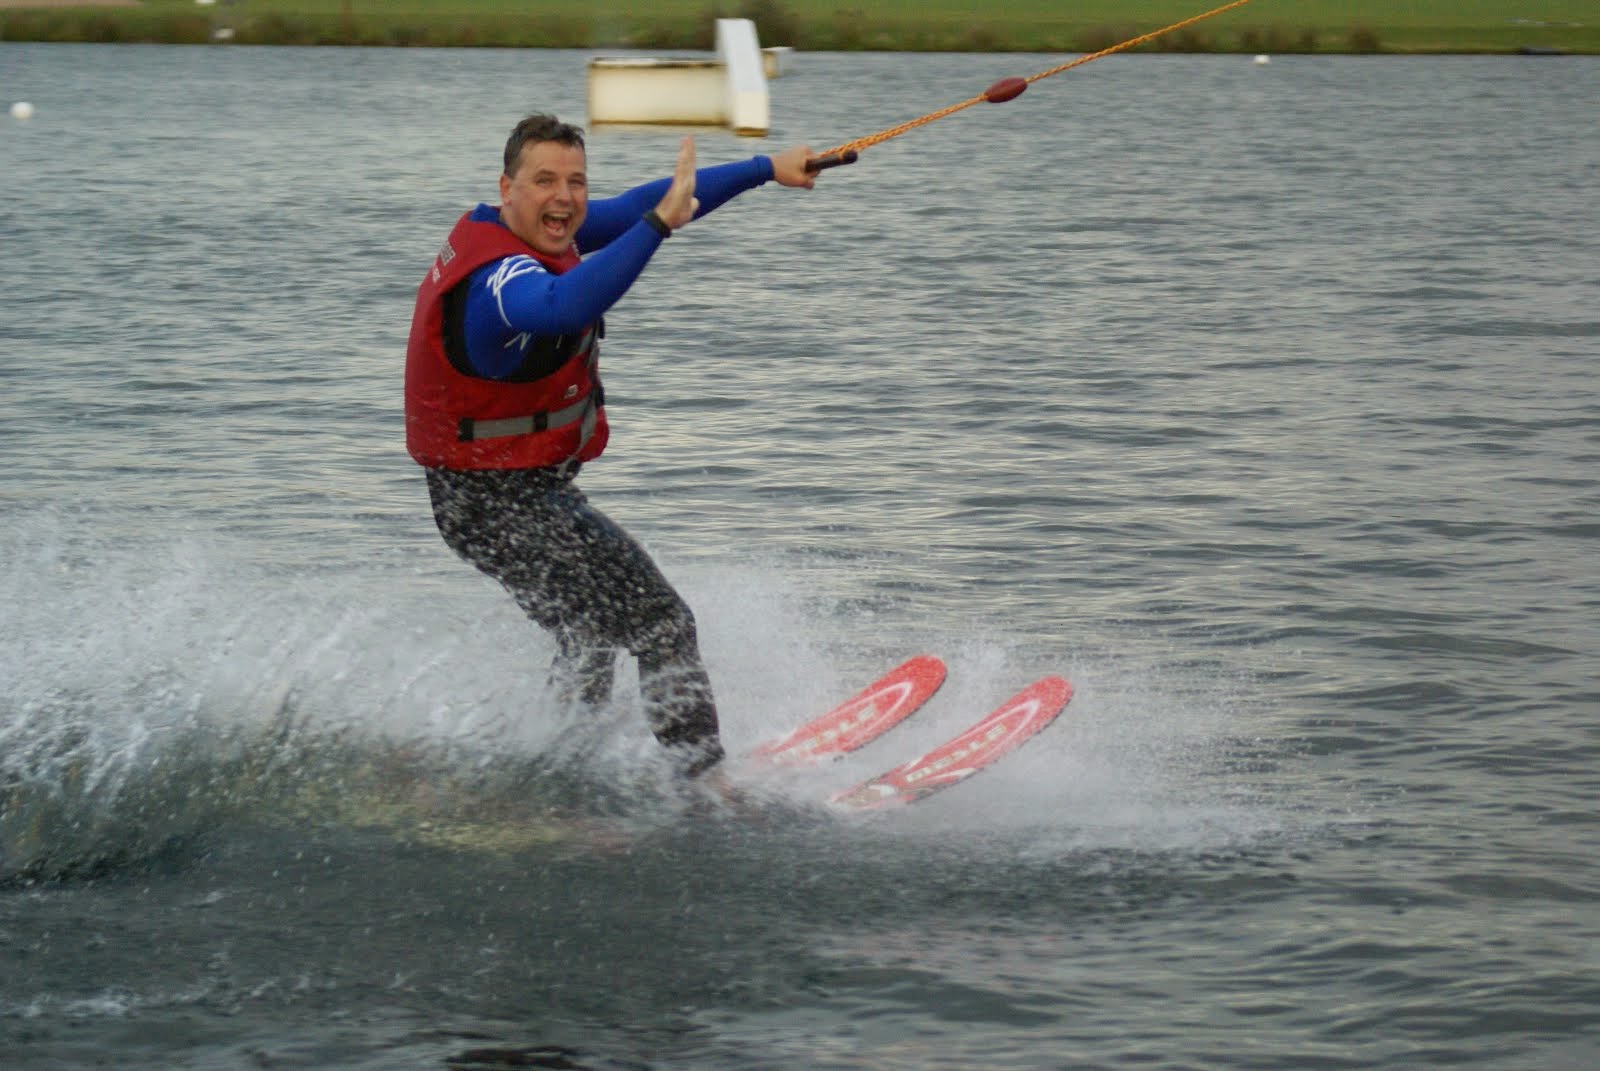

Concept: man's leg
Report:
left=551, top=628, right=616, bottom=708
left=426, top=467, right=724, bottom=776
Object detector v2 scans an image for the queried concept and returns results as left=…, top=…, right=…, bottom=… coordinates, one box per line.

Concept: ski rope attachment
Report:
left=806, top=0, right=1255, bottom=172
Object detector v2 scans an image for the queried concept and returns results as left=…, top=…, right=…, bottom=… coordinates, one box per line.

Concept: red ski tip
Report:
left=749, top=655, right=947, bottom=766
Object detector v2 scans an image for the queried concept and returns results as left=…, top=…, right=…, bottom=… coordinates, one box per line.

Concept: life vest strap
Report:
left=456, top=387, right=601, bottom=443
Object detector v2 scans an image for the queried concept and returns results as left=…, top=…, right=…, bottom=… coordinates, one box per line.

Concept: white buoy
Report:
left=1254, top=54, right=1271, bottom=65
left=10, top=101, right=35, bottom=121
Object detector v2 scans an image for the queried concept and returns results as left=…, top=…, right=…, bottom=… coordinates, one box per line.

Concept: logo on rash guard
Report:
left=485, top=255, right=549, bottom=325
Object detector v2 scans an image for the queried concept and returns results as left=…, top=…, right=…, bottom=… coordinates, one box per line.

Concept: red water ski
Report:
left=750, top=655, right=947, bottom=766
left=830, top=675, right=1072, bottom=810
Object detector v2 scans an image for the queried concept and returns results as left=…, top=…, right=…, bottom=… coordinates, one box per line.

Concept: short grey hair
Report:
left=503, top=114, right=586, bottom=176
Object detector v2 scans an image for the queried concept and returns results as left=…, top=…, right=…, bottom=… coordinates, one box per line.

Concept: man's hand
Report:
left=652, top=136, right=700, bottom=229
left=768, top=144, right=818, bottom=189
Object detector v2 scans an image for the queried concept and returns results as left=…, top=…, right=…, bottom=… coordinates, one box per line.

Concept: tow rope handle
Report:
left=805, top=149, right=859, bottom=173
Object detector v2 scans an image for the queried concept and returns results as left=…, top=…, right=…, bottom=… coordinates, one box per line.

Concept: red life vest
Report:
left=404, top=212, right=609, bottom=470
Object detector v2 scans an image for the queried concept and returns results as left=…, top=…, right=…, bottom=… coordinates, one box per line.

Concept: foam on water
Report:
left=2, top=511, right=1303, bottom=884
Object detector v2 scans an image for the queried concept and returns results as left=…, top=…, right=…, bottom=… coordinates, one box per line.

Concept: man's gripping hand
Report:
left=768, top=144, right=819, bottom=189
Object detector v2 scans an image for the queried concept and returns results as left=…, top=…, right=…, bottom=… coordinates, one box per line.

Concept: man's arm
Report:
left=578, top=157, right=769, bottom=250
left=578, top=144, right=817, bottom=251
left=459, top=139, right=701, bottom=379
left=460, top=140, right=816, bottom=379
left=459, top=225, right=662, bottom=379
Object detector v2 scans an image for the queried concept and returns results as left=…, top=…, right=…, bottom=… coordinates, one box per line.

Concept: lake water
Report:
left=2, top=42, right=1598, bottom=1070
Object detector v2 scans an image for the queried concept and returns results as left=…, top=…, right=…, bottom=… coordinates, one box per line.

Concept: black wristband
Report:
left=642, top=210, right=671, bottom=238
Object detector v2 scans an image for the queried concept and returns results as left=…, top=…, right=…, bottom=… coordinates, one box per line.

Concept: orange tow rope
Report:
left=805, top=0, right=1255, bottom=171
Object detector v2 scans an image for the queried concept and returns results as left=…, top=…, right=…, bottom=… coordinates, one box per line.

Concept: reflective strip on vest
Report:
left=457, top=391, right=594, bottom=442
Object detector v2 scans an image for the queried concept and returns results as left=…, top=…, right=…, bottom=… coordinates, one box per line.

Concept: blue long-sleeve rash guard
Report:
left=460, top=156, right=776, bottom=379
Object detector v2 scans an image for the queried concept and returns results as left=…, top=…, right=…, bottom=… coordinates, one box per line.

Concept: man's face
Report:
left=499, top=140, right=588, bottom=258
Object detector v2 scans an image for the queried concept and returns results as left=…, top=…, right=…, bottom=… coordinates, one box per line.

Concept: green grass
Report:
left=2, top=0, right=1595, bottom=54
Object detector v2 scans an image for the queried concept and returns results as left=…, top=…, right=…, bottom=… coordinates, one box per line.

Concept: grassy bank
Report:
left=2, top=0, right=1595, bottom=55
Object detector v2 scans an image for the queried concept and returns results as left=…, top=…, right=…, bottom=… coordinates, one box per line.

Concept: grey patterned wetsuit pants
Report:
left=425, top=466, right=725, bottom=777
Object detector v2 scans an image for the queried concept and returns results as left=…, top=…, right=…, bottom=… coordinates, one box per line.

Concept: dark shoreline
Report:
left=0, top=8, right=1592, bottom=55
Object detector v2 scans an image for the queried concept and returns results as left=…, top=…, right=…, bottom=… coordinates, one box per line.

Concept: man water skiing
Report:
left=405, top=114, right=821, bottom=779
